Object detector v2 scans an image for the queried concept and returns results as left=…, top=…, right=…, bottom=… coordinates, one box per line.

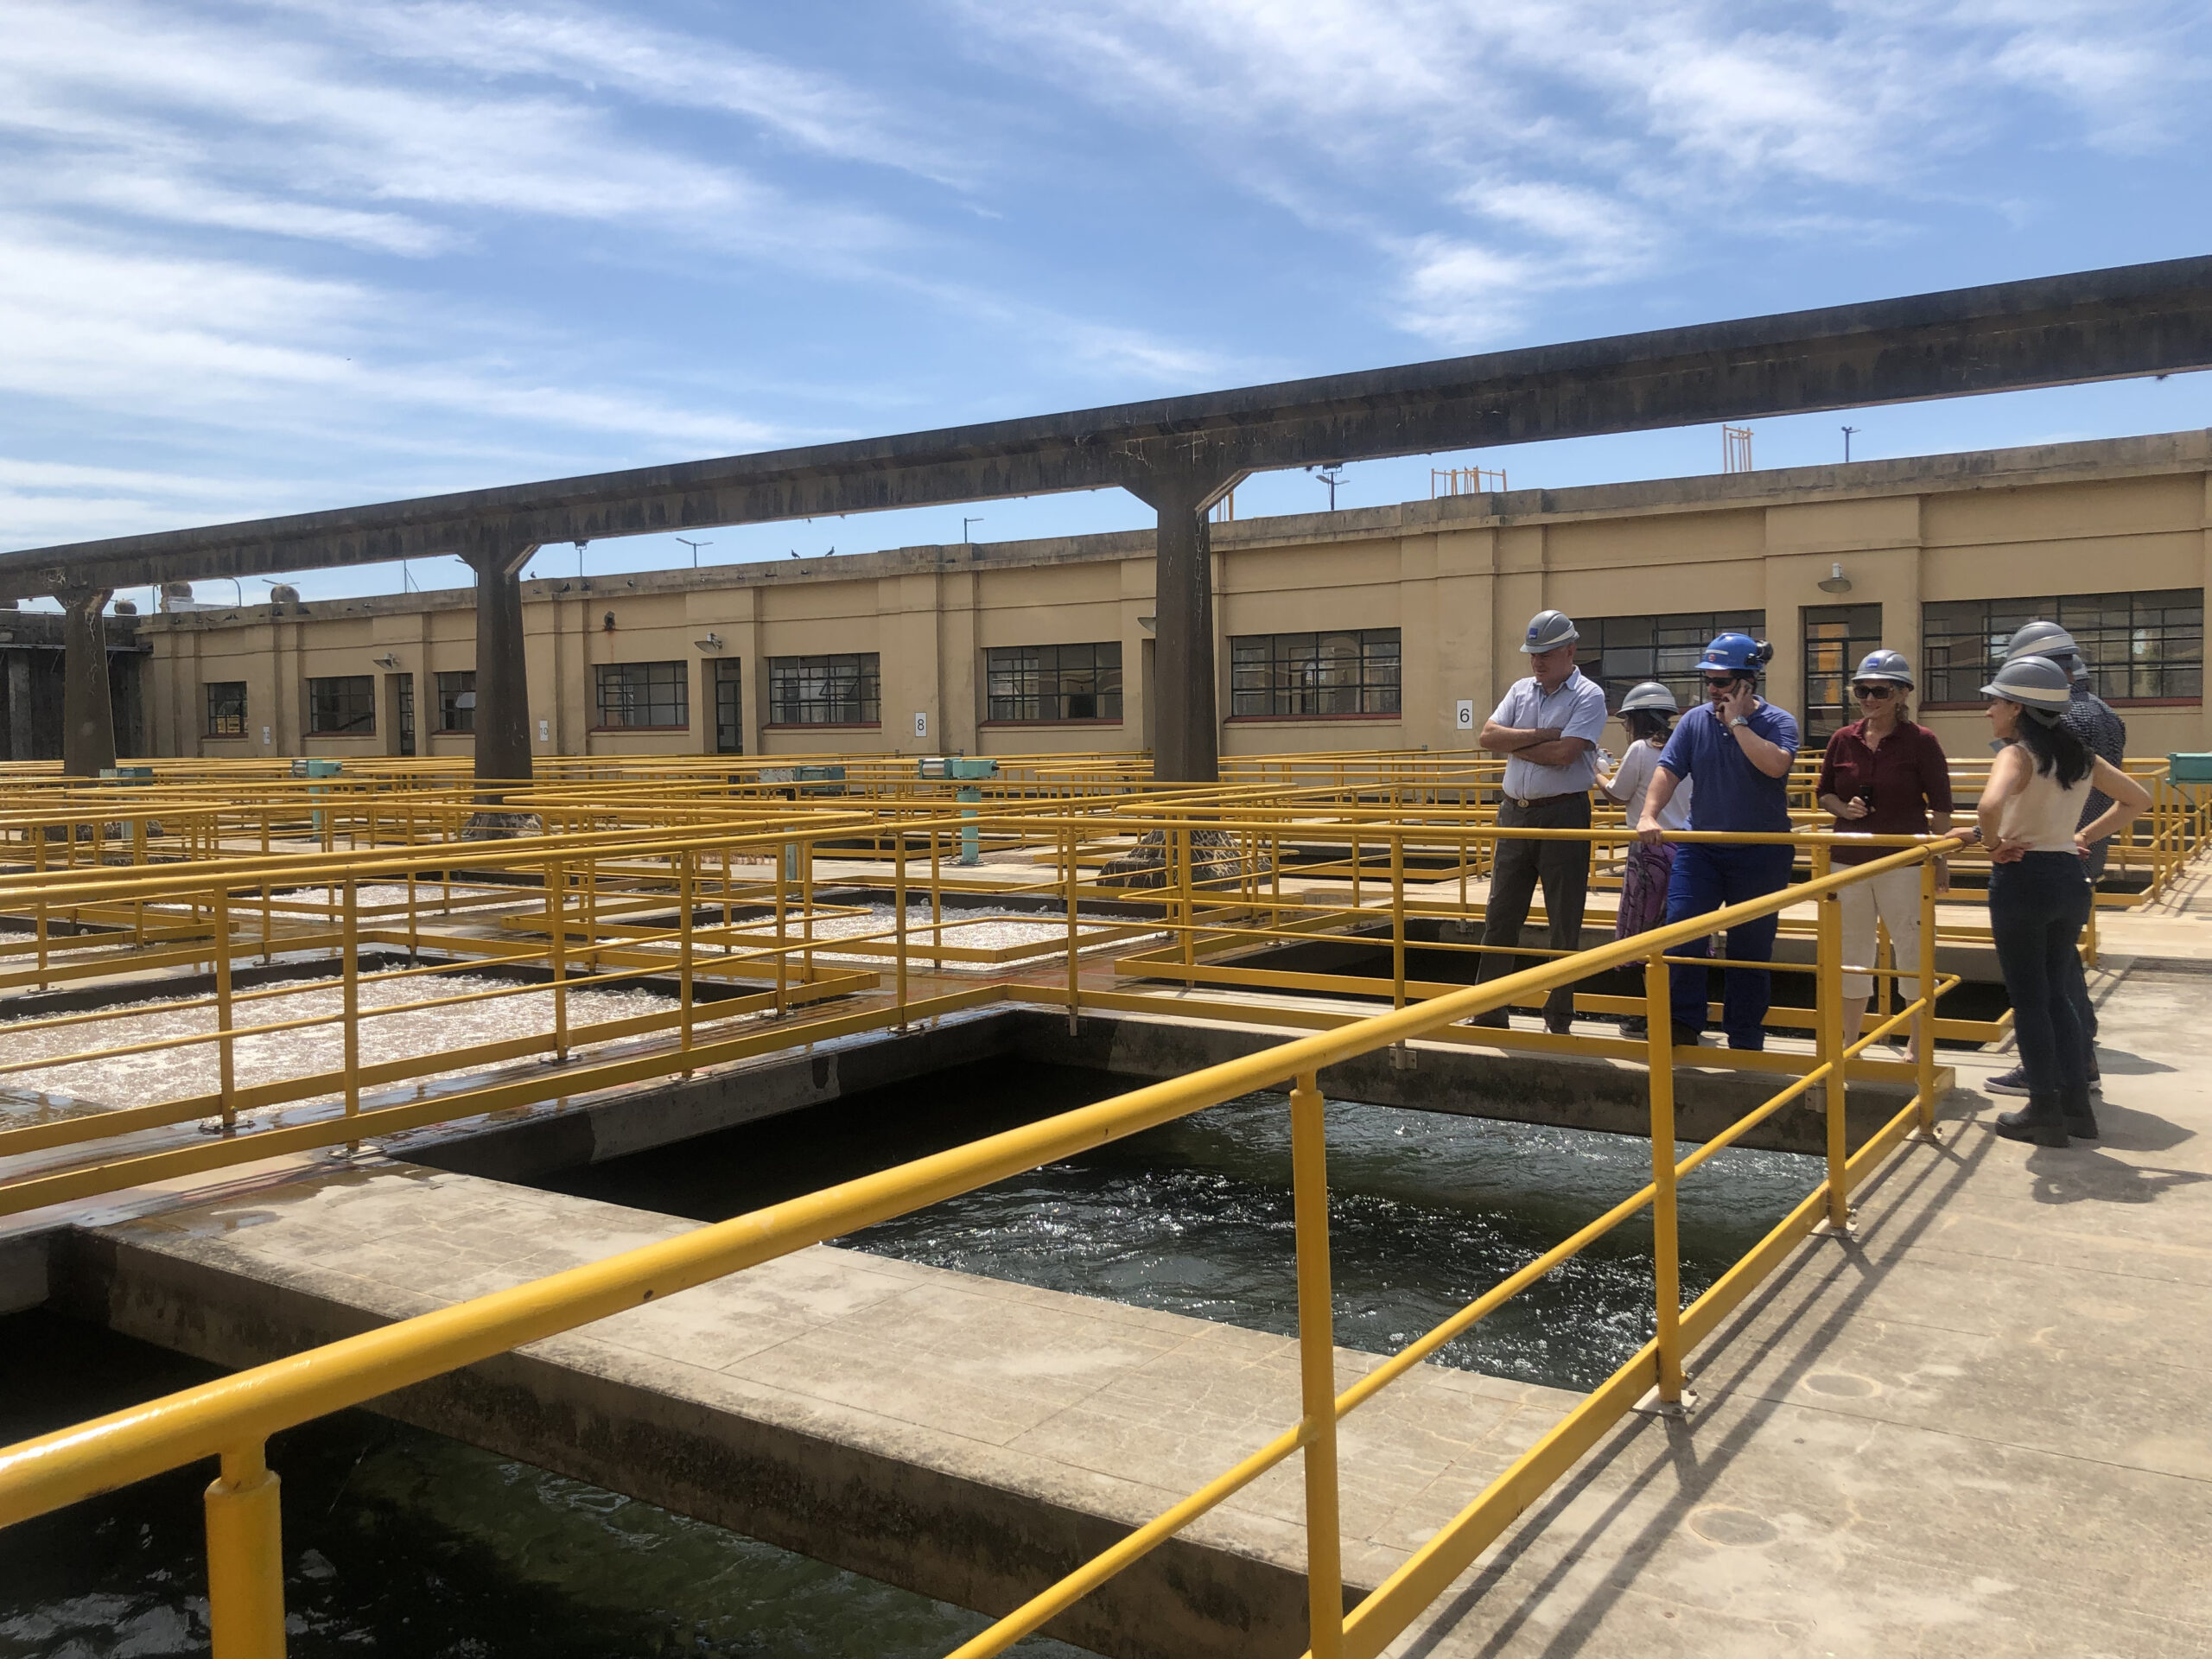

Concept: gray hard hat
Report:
left=2002, top=620, right=2078, bottom=667
left=1520, top=609, right=1580, bottom=652
left=1980, top=652, right=2073, bottom=711
left=1618, top=680, right=1678, bottom=714
left=1853, top=648, right=1913, bottom=688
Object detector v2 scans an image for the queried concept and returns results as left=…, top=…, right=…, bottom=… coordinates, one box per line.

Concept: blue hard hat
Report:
left=1698, top=632, right=1773, bottom=673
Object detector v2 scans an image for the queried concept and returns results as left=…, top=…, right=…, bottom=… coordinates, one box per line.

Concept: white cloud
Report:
left=955, top=0, right=2212, bottom=344
left=0, top=216, right=787, bottom=461
left=0, top=0, right=913, bottom=265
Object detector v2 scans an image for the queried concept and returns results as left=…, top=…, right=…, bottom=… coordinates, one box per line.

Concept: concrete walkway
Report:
left=1383, top=955, right=2212, bottom=1658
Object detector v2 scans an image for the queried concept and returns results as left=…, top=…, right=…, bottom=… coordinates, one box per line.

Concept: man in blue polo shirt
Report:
left=1474, top=608, right=1611, bottom=1032
left=1636, top=632, right=1799, bottom=1050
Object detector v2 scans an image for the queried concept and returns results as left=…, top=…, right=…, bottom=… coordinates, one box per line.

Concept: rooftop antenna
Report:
left=1306, top=461, right=1347, bottom=510
left=1841, top=425, right=1860, bottom=463
left=677, top=536, right=712, bottom=569
left=962, top=516, right=984, bottom=545
left=1722, top=425, right=1754, bottom=474
left=575, top=538, right=590, bottom=581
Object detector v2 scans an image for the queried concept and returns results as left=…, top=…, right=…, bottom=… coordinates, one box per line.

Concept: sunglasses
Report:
left=1701, top=677, right=1740, bottom=691
left=1853, top=683, right=1897, bottom=700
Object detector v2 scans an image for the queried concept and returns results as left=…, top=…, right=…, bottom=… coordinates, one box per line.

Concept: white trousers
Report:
left=1840, top=864, right=1923, bottom=1005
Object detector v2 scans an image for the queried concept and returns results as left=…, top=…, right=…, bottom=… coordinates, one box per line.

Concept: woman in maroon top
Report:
left=1815, top=650, right=1955, bottom=1061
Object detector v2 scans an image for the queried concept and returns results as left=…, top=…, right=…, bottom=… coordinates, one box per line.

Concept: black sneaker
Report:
left=1619, top=1015, right=1649, bottom=1039
left=1669, top=1023, right=1707, bottom=1050
left=1986, top=1067, right=2030, bottom=1097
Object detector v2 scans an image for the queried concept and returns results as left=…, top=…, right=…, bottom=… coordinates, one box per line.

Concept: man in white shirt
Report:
left=1471, top=609, right=1611, bottom=1032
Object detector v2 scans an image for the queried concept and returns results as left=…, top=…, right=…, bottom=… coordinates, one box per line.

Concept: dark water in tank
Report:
left=543, top=1057, right=1818, bottom=1392
left=0, top=1311, right=1089, bottom=1658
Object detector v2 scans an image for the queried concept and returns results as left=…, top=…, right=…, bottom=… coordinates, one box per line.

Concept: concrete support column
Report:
left=5, top=652, right=31, bottom=761
left=1123, top=467, right=1242, bottom=783
left=464, top=540, right=539, bottom=790
left=56, top=586, right=118, bottom=776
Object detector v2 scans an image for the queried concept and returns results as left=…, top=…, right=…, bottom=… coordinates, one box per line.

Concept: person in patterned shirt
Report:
left=1985, top=621, right=2126, bottom=1099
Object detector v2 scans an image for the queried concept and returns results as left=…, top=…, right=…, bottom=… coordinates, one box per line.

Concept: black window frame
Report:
left=306, top=675, right=375, bottom=735
left=1923, top=590, right=2202, bottom=705
left=712, top=658, right=743, bottom=754
left=985, top=641, right=1123, bottom=722
left=1577, top=611, right=1767, bottom=716
left=1802, top=602, right=1885, bottom=743
left=593, top=660, right=690, bottom=730
left=204, top=681, right=247, bottom=738
left=1229, top=629, right=1401, bottom=718
left=435, top=670, right=476, bottom=733
left=766, top=653, right=882, bottom=726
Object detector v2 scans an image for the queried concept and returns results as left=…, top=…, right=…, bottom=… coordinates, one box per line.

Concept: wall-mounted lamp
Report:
left=1137, top=615, right=1157, bottom=634
left=694, top=633, right=724, bottom=652
left=372, top=652, right=402, bottom=669
left=1816, top=561, right=1854, bottom=595
left=602, top=611, right=616, bottom=632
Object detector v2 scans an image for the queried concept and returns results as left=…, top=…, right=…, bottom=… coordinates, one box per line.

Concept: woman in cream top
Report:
left=1976, top=655, right=2150, bottom=1147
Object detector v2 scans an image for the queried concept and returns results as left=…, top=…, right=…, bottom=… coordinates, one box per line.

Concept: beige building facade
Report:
left=142, top=429, right=2212, bottom=766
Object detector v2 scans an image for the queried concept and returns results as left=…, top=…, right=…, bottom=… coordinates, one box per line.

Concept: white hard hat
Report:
left=1618, top=680, right=1678, bottom=714
left=1980, top=653, right=2073, bottom=711
left=1521, top=609, right=1580, bottom=652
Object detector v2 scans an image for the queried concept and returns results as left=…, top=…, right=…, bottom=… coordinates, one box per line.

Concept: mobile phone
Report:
left=1854, top=785, right=1877, bottom=810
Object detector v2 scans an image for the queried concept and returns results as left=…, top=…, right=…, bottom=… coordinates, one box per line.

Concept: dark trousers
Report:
left=1665, top=842, right=1796, bottom=1049
left=1990, top=854, right=2094, bottom=1106
left=2070, top=841, right=2106, bottom=1046
left=1476, top=792, right=1592, bottom=1023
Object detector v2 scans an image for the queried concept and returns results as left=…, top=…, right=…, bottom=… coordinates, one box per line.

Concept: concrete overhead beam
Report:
left=6, top=253, right=2212, bottom=600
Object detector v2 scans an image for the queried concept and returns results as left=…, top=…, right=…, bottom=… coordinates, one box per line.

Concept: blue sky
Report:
left=6, top=0, right=2211, bottom=607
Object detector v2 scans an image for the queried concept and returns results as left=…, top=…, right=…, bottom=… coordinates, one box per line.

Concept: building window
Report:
left=204, top=682, right=247, bottom=738
left=594, top=660, right=690, bottom=728
left=1802, top=603, right=1884, bottom=741
left=1230, top=630, right=1401, bottom=717
left=307, top=675, right=375, bottom=734
left=1577, top=611, right=1766, bottom=715
left=767, top=653, right=880, bottom=725
left=436, top=670, right=476, bottom=732
left=1923, top=591, right=2204, bottom=705
left=986, top=642, right=1122, bottom=721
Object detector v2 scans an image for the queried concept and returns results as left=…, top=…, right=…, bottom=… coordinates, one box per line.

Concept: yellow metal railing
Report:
left=0, top=835, right=1965, bottom=1658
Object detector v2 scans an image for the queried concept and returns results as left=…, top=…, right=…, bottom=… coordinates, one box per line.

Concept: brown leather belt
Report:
left=1503, top=791, right=1590, bottom=810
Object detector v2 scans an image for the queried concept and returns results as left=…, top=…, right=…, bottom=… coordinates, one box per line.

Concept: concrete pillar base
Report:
left=55, top=585, right=118, bottom=777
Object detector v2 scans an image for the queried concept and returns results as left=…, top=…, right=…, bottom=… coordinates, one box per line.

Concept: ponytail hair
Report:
left=2015, top=707, right=2089, bottom=787
left=1624, top=708, right=1671, bottom=744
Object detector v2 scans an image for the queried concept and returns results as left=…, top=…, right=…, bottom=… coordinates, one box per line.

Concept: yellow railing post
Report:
left=1813, top=846, right=1849, bottom=1233
left=1916, top=854, right=1939, bottom=1137
left=548, top=859, right=570, bottom=1063
left=893, top=823, right=909, bottom=1032
left=773, top=846, right=789, bottom=1017
left=1389, top=832, right=1406, bottom=1010
left=678, top=849, right=696, bottom=1071
left=215, top=886, right=237, bottom=1133
left=1289, top=1072, right=1343, bottom=1659
left=1178, top=822, right=1195, bottom=988
left=1643, top=950, right=1686, bottom=1407
left=204, top=1440, right=285, bottom=1659
left=1065, top=822, right=1080, bottom=1034
left=929, top=825, right=943, bottom=973
left=341, top=876, right=359, bottom=1150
